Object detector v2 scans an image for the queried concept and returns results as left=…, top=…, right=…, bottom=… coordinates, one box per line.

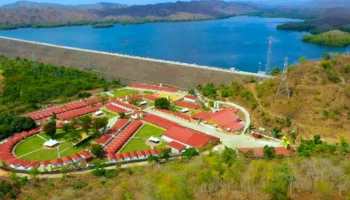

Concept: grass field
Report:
left=158, top=93, right=181, bottom=101
left=112, top=89, right=139, bottom=98
left=102, top=109, right=118, bottom=118
left=21, top=149, right=58, bottom=161
left=120, top=124, right=166, bottom=153
left=14, top=129, right=94, bottom=161
left=14, top=136, right=46, bottom=157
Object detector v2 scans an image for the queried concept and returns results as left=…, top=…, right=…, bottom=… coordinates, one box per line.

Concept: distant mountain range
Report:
left=0, top=0, right=260, bottom=27
left=0, top=0, right=349, bottom=37
left=1, top=1, right=127, bottom=10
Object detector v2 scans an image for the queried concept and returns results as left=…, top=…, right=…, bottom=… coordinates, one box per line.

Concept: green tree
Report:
left=119, top=112, right=127, bottom=119
left=91, top=144, right=104, bottom=157
left=270, top=67, right=282, bottom=76
left=44, top=121, right=56, bottom=139
left=51, top=112, right=56, bottom=121
left=322, top=52, right=331, bottom=60
left=159, top=148, right=171, bottom=162
left=188, top=89, right=196, bottom=96
left=155, top=98, right=171, bottom=110
left=220, top=146, right=237, bottom=166
left=80, top=115, right=91, bottom=134
left=60, top=166, right=69, bottom=178
left=93, top=117, right=108, bottom=134
left=182, top=148, right=199, bottom=160
left=289, top=130, right=298, bottom=144
left=147, top=155, right=159, bottom=163
left=29, top=167, right=39, bottom=179
left=263, top=145, right=276, bottom=160
left=299, top=56, right=307, bottom=63
left=62, top=123, right=70, bottom=133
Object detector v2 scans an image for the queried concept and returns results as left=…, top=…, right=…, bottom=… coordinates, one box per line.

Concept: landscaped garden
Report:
left=120, top=124, right=167, bottom=153
left=13, top=129, right=96, bottom=161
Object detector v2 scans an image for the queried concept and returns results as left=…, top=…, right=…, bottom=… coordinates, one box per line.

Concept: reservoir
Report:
left=0, top=16, right=347, bottom=72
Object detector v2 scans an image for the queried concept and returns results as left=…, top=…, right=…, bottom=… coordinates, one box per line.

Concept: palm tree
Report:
left=248, top=123, right=255, bottom=133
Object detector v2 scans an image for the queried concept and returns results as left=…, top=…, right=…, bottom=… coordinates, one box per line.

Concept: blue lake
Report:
left=0, top=16, right=348, bottom=72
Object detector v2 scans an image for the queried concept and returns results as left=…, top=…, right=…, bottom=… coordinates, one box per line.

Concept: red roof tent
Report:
left=191, top=111, right=212, bottom=120
left=142, top=114, right=178, bottom=129
left=184, top=95, right=198, bottom=101
left=143, top=94, right=158, bottom=101
left=174, top=101, right=201, bottom=109
left=237, top=147, right=295, bottom=157
left=174, top=113, right=191, bottom=121
left=209, top=108, right=240, bottom=125
left=71, top=154, right=81, bottom=161
left=110, top=100, right=138, bottom=111
left=113, top=119, right=130, bottom=130
left=163, top=126, right=220, bottom=148
left=131, top=84, right=179, bottom=93
left=224, top=121, right=245, bottom=132
left=106, top=104, right=127, bottom=114
left=167, top=141, right=186, bottom=151
left=78, top=151, right=90, bottom=158
left=52, top=158, right=63, bottom=165
left=62, top=156, right=73, bottom=163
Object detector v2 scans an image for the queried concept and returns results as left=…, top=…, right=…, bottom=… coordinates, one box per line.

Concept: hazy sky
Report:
left=0, top=0, right=190, bottom=6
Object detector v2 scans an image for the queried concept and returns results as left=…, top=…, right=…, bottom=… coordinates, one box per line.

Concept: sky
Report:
left=0, top=0, right=189, bottom=6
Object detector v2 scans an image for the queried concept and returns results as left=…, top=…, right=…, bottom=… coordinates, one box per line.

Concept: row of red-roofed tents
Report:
left=142, top=114, right=178, bottom=129
left=108, top=149, right=161, bottom=163
left=57, top=103, right=102, bottom=121
left=25, top=98, right=101, bottom=123
left=104, top=120, right=143, bottom=154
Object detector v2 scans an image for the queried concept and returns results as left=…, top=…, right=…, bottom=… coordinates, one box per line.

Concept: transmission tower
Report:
left=265, top=37, right=273, bottom=75
left=275, top=57, right=290, bottom=99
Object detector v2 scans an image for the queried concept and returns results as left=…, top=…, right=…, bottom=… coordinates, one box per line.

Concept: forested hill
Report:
left=0, top=0, right=259, bottom=29
left=0, top=56, right=120, bottom=115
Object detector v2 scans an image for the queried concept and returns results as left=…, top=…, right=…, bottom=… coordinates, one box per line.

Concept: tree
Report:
left=299, top=56, right=307, bottom=63
left=270, top=67, right=281, bottom=76
left=263, top=145, right=276, bottom=160
left=147, top=155, right=159, bottom=163
left=272, top=127, right=282, bottom=138
left=62, top=123, right=70, bottom=133
left=188, top=89, right=196, bottom=96
left=60, top=166, right=69, bottom=178
left=29, top=167, right=39, bottom=179
left=159, top=148, right=171, bottom=162
left=182, top=148, right=199, bottom=160
left=248, top=123, right=255, bottom=133
left=289, top=130, right=298, bottom=144
left=51, top=112, right=56, bottom=121
left=91, top=144, right=104, bottom=157
left=119, top=112, right=127, bottom=119
left=220, top=146, right=237, bottom=166
left=80, top=115, right=91, bottom=134
left=44, top=121, right=56, bottom=139
left=322, top=52, right=331, bottom=60
left=93, top=117, right=108, bottom=134
left=155, top=98, right=171, bottom=110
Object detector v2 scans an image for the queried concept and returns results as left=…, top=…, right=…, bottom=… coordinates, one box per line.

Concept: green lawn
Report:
left=120, top=124, right=166, bottom=153
left=14, top=136, right=46, bottom=157
left=112, top=89, right=138, bottom=98
left=20, top=149, right=58, bottom=161
left=39, top=129, right=67, bottom=141
left=102, top=109, right=118, bottom=118
left=60, top=138, right=96, bottom=157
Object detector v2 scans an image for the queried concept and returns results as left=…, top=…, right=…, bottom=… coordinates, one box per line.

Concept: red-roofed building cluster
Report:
left=25, top=98, right=102, bottom=124
left=155, top=108, right=191, bottom=121
left=104, top=120, right=142, bottom=154
left=192, top=108, right=245, bottom=132
left=107, top=100, right=138, bottom=113
left=143, top=114, right=178, bottom=129
left=143, top=94, right=158, bottom=101
left=183, top=95, right=199, bottom=103
left=162, top=126, right=220, bottom=149
left=57, top=103, right=102, bottom=121
left=109, top=149, right=161, bottom=163
left=131, top=84, right=179, bottom=92
left=174, top=100, right=201, bottom=109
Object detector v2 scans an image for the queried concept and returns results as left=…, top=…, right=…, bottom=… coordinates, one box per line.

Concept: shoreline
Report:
left=0, top=36, right=271, bottom=79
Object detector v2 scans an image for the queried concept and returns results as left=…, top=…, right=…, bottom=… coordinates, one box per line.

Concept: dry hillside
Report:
left=249, top=55, right=350, bottom=141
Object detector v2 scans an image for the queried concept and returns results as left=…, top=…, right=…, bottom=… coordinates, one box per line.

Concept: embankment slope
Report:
left=0, top=37, right=249, bottom=89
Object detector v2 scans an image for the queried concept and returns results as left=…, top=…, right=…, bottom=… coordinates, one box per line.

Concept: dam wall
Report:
left=0, top=36, right=268, bottom=89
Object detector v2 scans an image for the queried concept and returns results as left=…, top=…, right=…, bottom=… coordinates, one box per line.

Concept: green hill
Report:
left=302, top=30, right=350, bottom=47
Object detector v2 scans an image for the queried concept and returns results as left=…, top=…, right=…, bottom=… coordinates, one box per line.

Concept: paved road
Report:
left=144, top=108, right=281, bottom=149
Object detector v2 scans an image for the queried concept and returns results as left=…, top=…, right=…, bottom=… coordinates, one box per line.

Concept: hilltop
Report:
left=226, top=55, right=350, bottom=141
left=0, top=0, right=259, bottom=29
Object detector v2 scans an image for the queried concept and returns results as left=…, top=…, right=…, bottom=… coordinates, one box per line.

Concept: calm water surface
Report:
left=0, top=16, right=348, bottom=72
